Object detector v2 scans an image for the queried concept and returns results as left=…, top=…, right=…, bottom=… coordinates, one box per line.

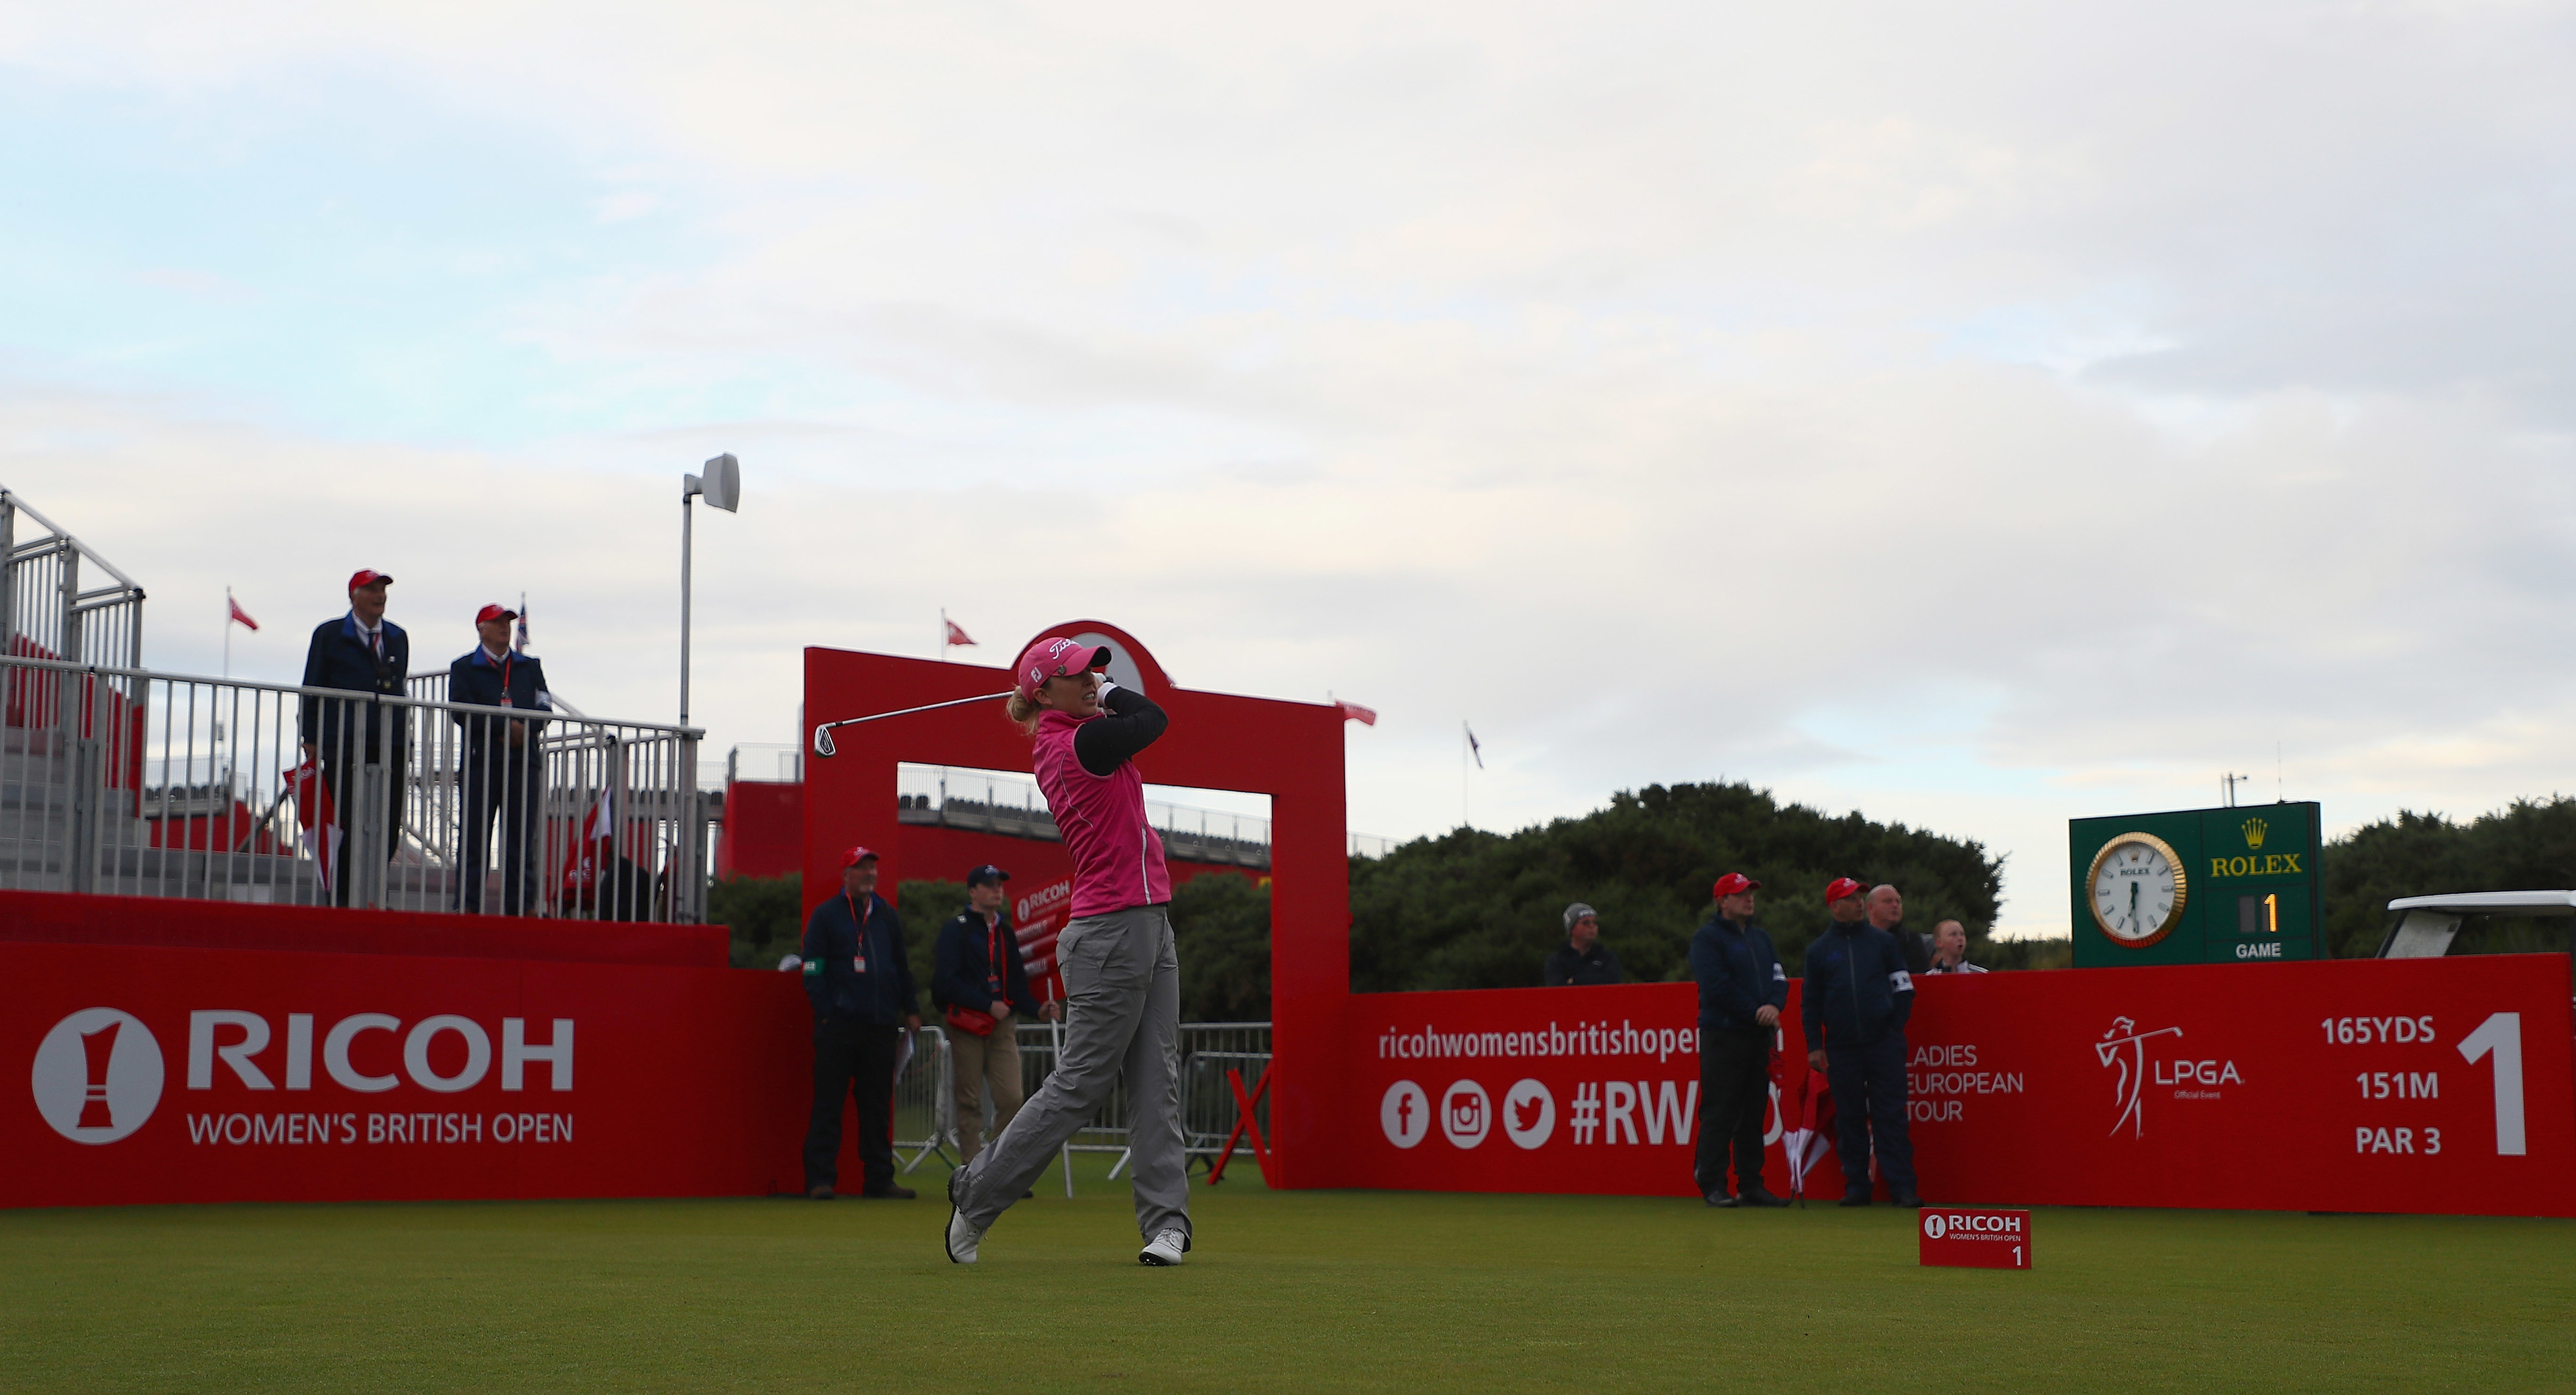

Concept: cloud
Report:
left=6, top=0, right=2576, bottom=935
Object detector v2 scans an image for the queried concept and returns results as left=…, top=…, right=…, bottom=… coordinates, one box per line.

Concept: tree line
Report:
left=708, top=789, right=2576, bottom=1021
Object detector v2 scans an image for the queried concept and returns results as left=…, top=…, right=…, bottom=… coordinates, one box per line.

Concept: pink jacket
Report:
left=1033, top=710, right=1171, bottom=918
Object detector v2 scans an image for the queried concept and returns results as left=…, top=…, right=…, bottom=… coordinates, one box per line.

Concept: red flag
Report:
left=559, top=782, right=616, bottom=900
left=1335, top=700, right=1377, bottom=726
left=943, top=619, right=975, bottom=647
left=1786, top=1071, right=1837, bottom=1198
left=283, top=759, right=337, bottom=891
left=227, top=596, right=259, bottom=632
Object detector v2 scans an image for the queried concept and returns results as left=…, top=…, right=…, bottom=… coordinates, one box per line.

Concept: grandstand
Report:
left=0, top=486, right=714, bottom=922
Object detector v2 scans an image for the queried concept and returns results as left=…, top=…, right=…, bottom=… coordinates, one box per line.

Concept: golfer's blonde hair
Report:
left=1006, top=691, right=1043, bottom=734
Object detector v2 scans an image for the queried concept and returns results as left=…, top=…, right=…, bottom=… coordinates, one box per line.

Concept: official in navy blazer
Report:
left=447, top=604, right=551, bottom=915
left=299, top=569, right=410, bottom=905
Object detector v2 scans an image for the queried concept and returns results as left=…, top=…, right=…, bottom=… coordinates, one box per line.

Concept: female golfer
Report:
left=947, top=635, right=1191, bottom=1266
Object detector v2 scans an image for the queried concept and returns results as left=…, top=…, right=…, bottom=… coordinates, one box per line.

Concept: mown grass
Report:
left=3, top=1154, right=2571, bottom=1393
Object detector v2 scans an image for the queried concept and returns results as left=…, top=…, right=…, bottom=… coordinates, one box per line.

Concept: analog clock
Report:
left=2086, top=832, right=2187, bottom=947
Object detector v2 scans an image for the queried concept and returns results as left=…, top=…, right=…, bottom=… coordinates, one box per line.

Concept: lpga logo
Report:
left=30, top=1009, right=166, bottom=1144
left=2096, top=1015, right=2184, bottom=1139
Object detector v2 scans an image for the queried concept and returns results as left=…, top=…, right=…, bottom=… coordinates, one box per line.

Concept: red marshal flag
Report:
left=944, top=619, right=976, bottom=648
left=282, top=757, right=337, bottom=891
left=559, top=781, right=617, bottom=903
left=1336, top=700, right=1377, bottom=726
left=227, top=596, right=259, bottom=631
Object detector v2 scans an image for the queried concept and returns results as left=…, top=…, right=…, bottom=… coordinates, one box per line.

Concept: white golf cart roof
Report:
left=2377, top=891, right=2576, bottom=958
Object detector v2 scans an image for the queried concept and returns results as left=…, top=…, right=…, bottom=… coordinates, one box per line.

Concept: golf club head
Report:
left=811, top=726, right=837, bottom=759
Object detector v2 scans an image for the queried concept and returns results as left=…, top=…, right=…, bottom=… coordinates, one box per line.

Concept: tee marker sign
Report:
left=1919, top=1208, right=2032, bottom=1270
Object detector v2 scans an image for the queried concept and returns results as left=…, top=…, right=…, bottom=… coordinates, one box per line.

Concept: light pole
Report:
left=676, top=454, right=739, bottom=929
left=680, top=453, right=741, bottom=728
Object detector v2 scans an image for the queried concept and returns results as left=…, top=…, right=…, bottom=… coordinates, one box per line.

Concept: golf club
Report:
left=810, top=690, right=1014, bottom=757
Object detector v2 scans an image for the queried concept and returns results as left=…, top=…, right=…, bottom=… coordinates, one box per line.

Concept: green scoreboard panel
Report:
left=2068, top=802, right=2322, bottom=968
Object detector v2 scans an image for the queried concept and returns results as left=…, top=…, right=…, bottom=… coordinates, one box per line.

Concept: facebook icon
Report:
left=1381, top=1080, right=1430, bottom=1148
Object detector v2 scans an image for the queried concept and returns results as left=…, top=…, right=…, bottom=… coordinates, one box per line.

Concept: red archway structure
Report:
left=801, top=621, right=1350, bottom=1188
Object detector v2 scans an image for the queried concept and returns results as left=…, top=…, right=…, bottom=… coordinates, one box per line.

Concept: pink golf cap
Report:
left=1014, top=636, right=1112, bottom=700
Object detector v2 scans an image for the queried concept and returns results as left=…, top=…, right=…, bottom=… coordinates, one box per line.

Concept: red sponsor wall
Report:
left=1345, top=954, right=2576, bottom=1216
left=4, top=936, right=811, bottom=1208
left=7, top=905, right=2570, bottom=1213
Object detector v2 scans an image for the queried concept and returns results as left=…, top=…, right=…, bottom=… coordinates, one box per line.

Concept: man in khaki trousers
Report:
left=932, top=865, right=1057, bottom=1163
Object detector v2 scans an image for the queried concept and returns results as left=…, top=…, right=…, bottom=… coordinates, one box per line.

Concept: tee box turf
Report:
left=1920, top=1208, right=2032, bottom=1270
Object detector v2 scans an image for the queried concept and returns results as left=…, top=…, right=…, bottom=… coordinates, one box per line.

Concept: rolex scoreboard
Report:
left=2069, top=802, right=2323, bottom=968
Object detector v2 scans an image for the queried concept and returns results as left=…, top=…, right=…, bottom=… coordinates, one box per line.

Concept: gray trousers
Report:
left=952, top=904, right=1188, bottom=1242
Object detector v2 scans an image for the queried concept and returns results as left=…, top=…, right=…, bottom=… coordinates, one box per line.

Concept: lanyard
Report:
left=985, top=912, right=1004, bottom=995
left=844, top=892, right=869, bottom=974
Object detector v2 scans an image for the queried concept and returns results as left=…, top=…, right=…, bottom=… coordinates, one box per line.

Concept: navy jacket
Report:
left=800, top=891, right=920, bottom=1025
left=1543, top=942, right=1625, bottom=987
left=931, top=909, right=1042, bottom=1018
left=1688, top=915, right=1788, bottom=1032
left=299, top=612, right=410, bottom=756
left=1801, top=920, right=1916, bottom=1049
left=446, top=647, right=552, bottom=754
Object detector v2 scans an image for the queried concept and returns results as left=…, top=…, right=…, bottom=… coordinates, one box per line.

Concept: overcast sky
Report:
left=8, top=0, right=2574, bottom=936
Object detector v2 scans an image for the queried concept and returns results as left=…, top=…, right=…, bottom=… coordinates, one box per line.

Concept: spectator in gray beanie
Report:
left=1542, top=902, right=1625, bottom=986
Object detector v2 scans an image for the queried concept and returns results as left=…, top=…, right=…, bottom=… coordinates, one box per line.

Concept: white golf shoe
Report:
left=1138, top=1228, right=1191, bottom=1266
left=945, top=1171, right=983, bottom=1264
left=947, top=1207, right=986, bottom=1264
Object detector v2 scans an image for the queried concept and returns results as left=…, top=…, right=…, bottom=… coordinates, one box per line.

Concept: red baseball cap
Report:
left=347, top=569, right=394, bottom=591
left=474, top=604, right=519, bottom=625
left=842, top=846, right=879, bottom=868
left=1824, top=876, right=1868, bottom=904
left=1713, top=873, right=1761, bottom=898
left=1014, top=636, right=1112, bottom=700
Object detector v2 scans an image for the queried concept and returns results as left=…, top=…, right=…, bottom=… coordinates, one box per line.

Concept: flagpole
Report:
left=939, top=608, right=947, bottom=662
left=223, top=587, right=231, bottom=679
left=1460, top=720, right=1469, bottom=830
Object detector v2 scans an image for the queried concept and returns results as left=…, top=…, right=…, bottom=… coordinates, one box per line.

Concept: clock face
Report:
left=2088, top=832, right=2187, bottom=947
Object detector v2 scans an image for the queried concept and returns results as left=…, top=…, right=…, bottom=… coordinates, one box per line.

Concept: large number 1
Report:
left=2456, top=1013, right=2527, bottom=1157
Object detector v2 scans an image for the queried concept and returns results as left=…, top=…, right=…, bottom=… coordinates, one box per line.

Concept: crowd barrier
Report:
left=883, top=1021, right=1273, bottom=1185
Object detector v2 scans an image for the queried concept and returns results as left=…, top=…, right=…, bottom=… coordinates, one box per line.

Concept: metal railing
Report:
left=888, top=1020, right=1273, bottom=1183
left=896, top=764, right=1274, bottom=870
left=894, top=1031, right=951, bottom=1172
left=1, top=653, right=708, bottom=922
left=729, top=741, right=802, bottom=785
left=2, top=488, right=145, bottom=684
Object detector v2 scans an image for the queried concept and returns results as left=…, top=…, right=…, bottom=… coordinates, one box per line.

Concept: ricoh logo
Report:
left=1014, top=880, right=1073, bottom=924
left=31, top=1009, right=166, bottom=1144
left=1923, top=1211, right=2023, bottom=1239
left=29, top=1008, right=574, bottom=1148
